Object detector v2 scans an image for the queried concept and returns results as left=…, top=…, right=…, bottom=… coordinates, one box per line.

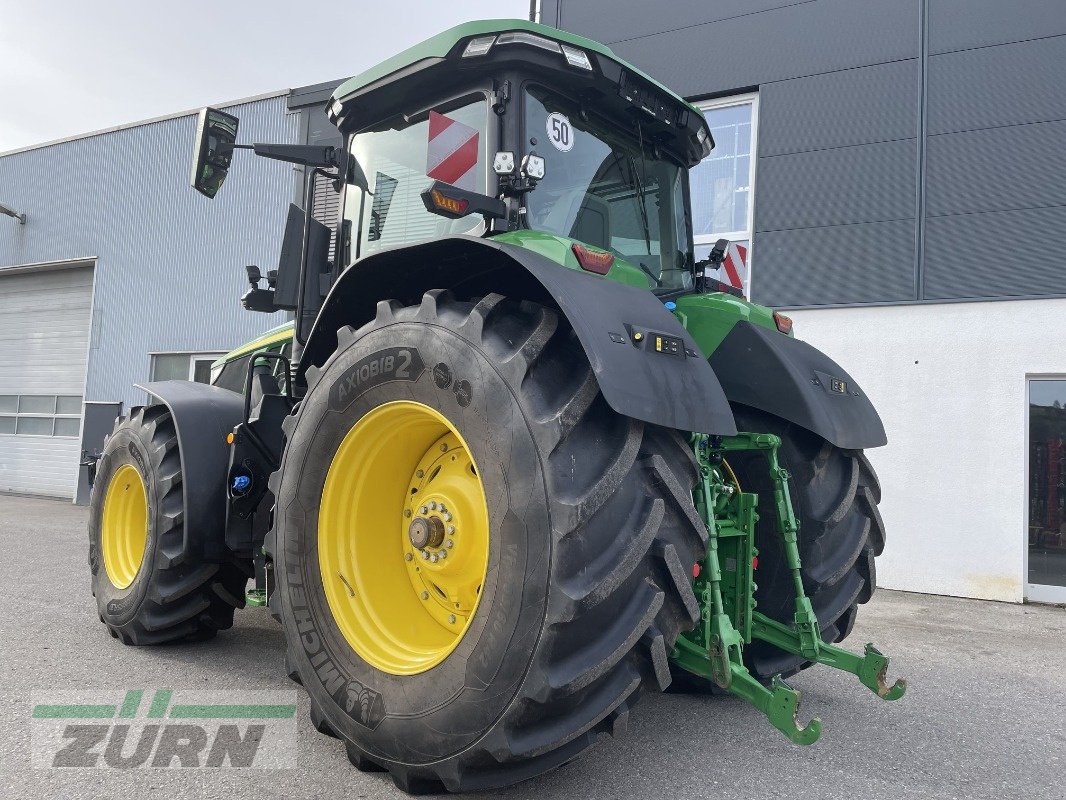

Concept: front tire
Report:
left=88, top=406, right=250, bottom=645
left=267, top=291, right=706, bottom=793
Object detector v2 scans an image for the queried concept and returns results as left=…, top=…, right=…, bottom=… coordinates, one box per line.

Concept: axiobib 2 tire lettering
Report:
left=330, top=346, right=425, bottom=410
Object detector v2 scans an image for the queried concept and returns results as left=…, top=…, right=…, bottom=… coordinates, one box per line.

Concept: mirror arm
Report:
left=251, top=143, right=342, bottom=168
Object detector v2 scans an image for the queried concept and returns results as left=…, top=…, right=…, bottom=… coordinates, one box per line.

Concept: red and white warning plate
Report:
left=426, top=111, right=479, bottom=192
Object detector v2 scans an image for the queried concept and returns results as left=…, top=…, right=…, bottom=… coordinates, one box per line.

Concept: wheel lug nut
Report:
left=416, top=469, right=424, bottom=478
left=440, top=443, right=448, bottom=452
left=448, top=614, right=457, bottom=624
left=404, top=509, right=412, bottom=518
left=438, top=549, right=447, bottom=559
left=446, top=539, right=454, bottom=548
left=443, top=512, right=452, bottom=522
left=421, top=550, right=430, bottom=560
left=447, top=526, right=455, bottom=534
left=404, top=553, right=413, bottom=562
left=420, top=591, right=429, bottom=600
left=430, top=553, right=438, bottom=563
left=429, top=500, right=437, bottom=511
left=419, top=506, right=428, bottom=515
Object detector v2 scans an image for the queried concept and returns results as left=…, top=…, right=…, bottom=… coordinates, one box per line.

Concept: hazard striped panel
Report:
left=719, top=242, right=748, bottom=295
left=426, top=111, right=479, bottom=192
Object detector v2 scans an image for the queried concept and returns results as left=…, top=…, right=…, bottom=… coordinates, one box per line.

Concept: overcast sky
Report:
left=0, top=0, right=531, bottom=152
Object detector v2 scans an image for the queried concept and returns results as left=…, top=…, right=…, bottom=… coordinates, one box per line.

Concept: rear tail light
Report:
left=773, top=311, right=793, bottom=335
left=571, top=243, right=614, bottom=275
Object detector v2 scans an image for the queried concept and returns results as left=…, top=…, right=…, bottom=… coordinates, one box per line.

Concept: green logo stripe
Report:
left=118, top=690, right=143, bottom=719
left=147, top=690, right=172, bottom=719
left=32, top=704, right=117, bottom=719
left=169, top=704, right=297, bottom=719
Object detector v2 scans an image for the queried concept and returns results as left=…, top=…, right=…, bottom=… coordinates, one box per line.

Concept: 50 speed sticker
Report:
left=546, top=112, right=574, bottom=152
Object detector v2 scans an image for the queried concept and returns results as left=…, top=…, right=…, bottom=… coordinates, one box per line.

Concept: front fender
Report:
left=302, top=235, right=736, bottom=435
left=707, top=321, right=887, bottom=450
left=135, top=381, right=245, bottom=561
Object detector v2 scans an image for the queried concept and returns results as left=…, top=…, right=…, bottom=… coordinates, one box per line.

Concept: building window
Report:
left=1028, top=378, right=1066, bottom=602
left=0, top=395, right=83, bottom=437
left=691, top=93, right=758, bottom=296
left=150, top=353, right=225, bottom=384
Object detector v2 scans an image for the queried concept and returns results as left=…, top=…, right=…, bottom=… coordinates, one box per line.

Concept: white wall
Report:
left=790, top=298, right=1066, bottom=602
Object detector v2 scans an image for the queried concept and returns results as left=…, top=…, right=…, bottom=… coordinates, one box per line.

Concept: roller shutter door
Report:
left=0, top=265, right=93, bottom=499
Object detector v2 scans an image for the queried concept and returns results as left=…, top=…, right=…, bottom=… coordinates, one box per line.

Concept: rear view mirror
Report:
left=190, top=107, right=239, bottom=198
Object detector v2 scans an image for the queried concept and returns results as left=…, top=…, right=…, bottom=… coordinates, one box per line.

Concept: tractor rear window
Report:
left=344, top=96, right=490, bottom=260
left=523, top=85, right=694, bottom=292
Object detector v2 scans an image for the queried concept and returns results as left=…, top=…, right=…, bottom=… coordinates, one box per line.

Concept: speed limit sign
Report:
left=546, top=112, right=574, bottom=152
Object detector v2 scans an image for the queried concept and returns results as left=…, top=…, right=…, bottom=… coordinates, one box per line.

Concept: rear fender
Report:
left=135, top=381, right=245, bottom=561
left=301, top=235, right=736, bottom=435
left=707, top=321, right=887, bottom=450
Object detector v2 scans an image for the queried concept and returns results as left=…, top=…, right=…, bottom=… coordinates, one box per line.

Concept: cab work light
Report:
left=572, top=243, right=614, bottom=275
left=495, top=31, right=562, bottom=53
left=560, top=44, right=593, bottom=70
left=462, top=36, right=496, bottom=57
left=464, top=31, right=592, bottom=71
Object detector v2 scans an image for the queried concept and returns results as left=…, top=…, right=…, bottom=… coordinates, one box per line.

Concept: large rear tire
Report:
left=88, top=406, right=250, bottom=645
left=267, top=291, right=705, bottom=793
left=729, top=406, right=885, bottom=680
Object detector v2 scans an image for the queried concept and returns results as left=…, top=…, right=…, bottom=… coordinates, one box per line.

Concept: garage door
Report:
left=0, top=265, right=94, bottom=498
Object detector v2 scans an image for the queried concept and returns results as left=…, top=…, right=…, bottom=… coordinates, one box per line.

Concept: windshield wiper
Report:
left=638, top=261, right=662, bottom=287
left=630, top=120, right=654, bottom=256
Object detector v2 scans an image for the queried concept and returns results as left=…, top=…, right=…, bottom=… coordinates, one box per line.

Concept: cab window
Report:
left=344, top=95, right=491, bottom=261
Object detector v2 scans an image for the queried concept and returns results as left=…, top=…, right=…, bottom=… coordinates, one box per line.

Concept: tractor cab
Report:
left=327, top=21, right=711, bottom=293
left=191, top=20, right=713, bottom=347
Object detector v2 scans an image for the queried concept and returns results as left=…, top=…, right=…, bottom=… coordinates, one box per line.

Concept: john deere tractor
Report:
left=88, top=19, right=904, bottom=793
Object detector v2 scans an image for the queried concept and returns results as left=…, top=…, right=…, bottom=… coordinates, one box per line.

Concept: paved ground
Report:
left=0, top=493, right=1062, bottom=799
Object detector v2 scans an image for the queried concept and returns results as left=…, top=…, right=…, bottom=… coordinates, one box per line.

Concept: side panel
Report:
left=135, top=381, right=245, bottom=561
left=708, top=321, right=887, bottom=450
left=302, top=236, right=737, bottom=435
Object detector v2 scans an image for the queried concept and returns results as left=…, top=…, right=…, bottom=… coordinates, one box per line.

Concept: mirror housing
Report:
left=190, top=107, right=240, bottom=198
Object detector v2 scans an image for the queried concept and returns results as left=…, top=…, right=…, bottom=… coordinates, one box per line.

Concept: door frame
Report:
left=1024, top=374, right=1066, bottom=604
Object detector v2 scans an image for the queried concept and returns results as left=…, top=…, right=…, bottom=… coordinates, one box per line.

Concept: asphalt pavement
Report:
left=0, top=492, right=1062, bottom=799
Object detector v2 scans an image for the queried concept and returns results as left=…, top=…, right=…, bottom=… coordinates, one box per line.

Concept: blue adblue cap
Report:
left=664, top=301, right=677, bottom=311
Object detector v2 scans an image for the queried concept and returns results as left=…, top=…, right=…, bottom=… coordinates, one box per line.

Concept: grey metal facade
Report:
left=542, top=0, right=1066, bottom=307
left=0, top=94, right=299, bottom=410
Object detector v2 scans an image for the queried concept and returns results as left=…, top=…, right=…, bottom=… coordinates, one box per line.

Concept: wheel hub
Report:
left=408, top=515, right=445, bottom=550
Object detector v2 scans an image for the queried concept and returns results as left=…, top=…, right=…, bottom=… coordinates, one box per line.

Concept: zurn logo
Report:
left=31, top=689, right=297, bottom=769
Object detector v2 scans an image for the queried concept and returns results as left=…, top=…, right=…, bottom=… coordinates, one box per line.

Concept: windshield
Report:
left=523, top=85, right=694, bottom=292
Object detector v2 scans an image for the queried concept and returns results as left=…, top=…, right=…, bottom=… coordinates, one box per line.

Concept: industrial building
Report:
left=1, top=1, right=1064, bottom=603
left=541, top=0, right=1066, bottom=603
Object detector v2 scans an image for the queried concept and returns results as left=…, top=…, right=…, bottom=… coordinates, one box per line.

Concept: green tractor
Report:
left=88, top=19, right=904, bottom=793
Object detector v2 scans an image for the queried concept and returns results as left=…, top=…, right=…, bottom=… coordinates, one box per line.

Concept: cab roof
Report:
left=330, top=19, right=704, bottom=119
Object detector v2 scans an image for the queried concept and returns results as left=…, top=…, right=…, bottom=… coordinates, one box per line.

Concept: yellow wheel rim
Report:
left=100, top=463, right=149, bottom=589
left=319, top=400, right=490, bottom=675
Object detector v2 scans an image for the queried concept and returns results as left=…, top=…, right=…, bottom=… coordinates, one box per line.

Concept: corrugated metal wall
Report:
left=0, top=95, right=299, bottom=408
left=544, top=0, right=1066, bottom=307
